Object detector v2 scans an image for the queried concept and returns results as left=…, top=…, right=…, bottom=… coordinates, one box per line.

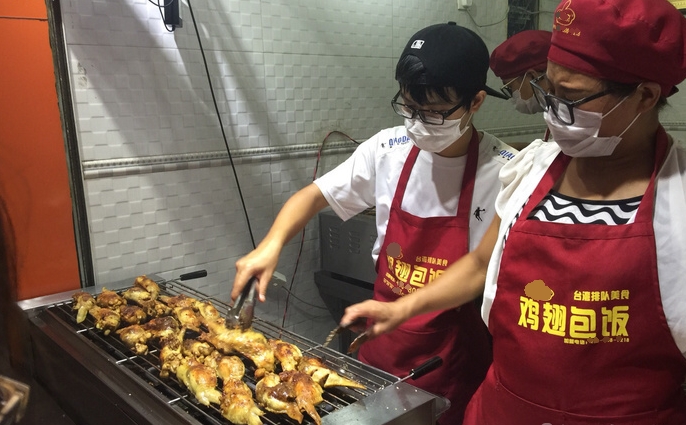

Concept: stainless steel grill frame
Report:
left=24, top=277, right=447, bottom=425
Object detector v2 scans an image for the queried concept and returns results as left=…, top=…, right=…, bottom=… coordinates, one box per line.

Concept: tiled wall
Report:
left=59, top=0, right=686, bottom=343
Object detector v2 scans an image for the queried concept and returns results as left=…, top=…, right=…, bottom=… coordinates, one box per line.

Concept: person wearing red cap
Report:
left=232, top=21, right=516, bottom=424
left=490, top=30, right=552, bottom=116
left=341, top=0, right=686, bottom=423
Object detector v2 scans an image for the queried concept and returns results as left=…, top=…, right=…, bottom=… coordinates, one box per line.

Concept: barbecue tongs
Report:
left=226, top=276, right=258, bottom=331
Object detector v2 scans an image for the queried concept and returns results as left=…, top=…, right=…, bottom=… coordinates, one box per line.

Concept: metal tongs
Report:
left=226, top=276, right=258, bottom=331
left=322, top=317, right=369, bottom=353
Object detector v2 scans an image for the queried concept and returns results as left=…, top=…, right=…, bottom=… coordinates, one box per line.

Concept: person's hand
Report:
left=340, top=299, right=409, bottom=340
left=232, top=241, right=281, bottom=302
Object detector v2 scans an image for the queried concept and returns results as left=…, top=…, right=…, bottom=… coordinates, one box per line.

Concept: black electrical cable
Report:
left=186, top=0, right=256, bottom=249
left=281, top=131, right=360, bottom=327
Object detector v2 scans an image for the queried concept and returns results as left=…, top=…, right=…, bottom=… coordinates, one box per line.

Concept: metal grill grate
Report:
left=41, top=278, right=397, bottom=425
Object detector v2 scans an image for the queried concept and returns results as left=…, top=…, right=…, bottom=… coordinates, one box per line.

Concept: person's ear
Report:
left=634, top=82, right=661, bottom=113
left=470, top=90, right=487, bottom=112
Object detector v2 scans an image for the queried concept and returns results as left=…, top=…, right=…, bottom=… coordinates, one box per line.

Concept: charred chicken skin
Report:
left=182, top=338, right=214, bottom=362
left=195, top=300, right=222, bottom=322
left=159, top=293, right=198, bottom=309
left=118, top=304, right=147, bottom=325
left=72, top=291, right=95, bottom=323
left=255, top=372, right=303, bottom=423
left=279, top=370, right=324, bottom=425
left=173, top=306, right=202, bottom=332
left=143, top=316, right=180, bottom=340
left=121, top=285, right=153, bottom=305
left=203, top=352, right=245, bottom=382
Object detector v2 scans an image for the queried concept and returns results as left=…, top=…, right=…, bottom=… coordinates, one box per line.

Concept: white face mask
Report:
left=404, top=112, right=472, bottom=153
left=509, top=75, right=544, bottom=115
left=511, top=90, right=544, bottom=114
left=545, top=96, right=641, bottom=157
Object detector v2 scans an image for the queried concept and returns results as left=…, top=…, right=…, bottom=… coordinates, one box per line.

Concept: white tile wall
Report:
left=60, top=0, right=686, bottom=344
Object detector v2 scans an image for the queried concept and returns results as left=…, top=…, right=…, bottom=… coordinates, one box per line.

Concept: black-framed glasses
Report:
left=530, top=74, right=614, bottom=125
left=391, top=91, right=462, bottom=125
left=500, top=77, right=518, bottom=99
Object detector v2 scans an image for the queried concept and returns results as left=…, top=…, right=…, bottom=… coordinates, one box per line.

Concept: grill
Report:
left=23, top=276, right=448, bottom=425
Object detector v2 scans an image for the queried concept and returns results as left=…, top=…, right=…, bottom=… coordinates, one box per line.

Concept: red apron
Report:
left=464, top=127, right=686, bottom=424
left=358, top=129, right=493, bottom=425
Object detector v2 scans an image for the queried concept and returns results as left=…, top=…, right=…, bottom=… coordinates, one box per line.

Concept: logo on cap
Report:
left=554, top=0, right=576, bottom=28
left=411, top=40, right=425, bottom=49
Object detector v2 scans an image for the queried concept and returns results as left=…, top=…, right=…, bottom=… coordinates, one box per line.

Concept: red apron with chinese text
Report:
left=464, top=127, right=686, bottom=424
left=358, top=129, right=493, bottom=425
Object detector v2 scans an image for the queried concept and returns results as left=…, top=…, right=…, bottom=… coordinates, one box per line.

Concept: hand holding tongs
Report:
left=226, top=276, right=258, bottom=331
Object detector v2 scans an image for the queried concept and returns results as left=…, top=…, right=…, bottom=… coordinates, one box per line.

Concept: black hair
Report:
left=395, top=55, right=476, bottom=111
left=604, top=80, right=668, bottom=112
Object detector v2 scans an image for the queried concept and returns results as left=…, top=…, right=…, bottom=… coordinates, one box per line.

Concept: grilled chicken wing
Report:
left=122, top=285, right=154, bottom=305
left=88, top=306, right=120, bottom=335
left=116, top=324, right=152, bottom=355
left=176, top=357, right=222, bottom=406
left=221, top=378, right=265, bottom=425
left=133, top=275, right=160, bottom=300
left=269, top=339, right=302, bottom=372
left=280, top=370, right=323, bottom=425
left=200, top=319, right=275, bottom=373
left=118, top=304, right=147, bottom=325
left=159, top=293, right=197, bottom=309
left=182, top=338, right=214, bottom=362
left=298, top=356, right=366, bottom=389
left=72, top=291, right=95, bottom=323
left=174, top=306, right=202, bottom=332
left=255, top=372, right=303, bottom=423
left=203, top=352, right=246, bottom=382
left=96, top=287, right=127, bottom=309
left=195, top=300, right=222, bottom=322
left=159, top=326, right=185, bottom=378
left=143, top=316, right=180, bottom=340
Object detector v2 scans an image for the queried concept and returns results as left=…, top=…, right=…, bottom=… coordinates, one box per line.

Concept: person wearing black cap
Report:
left=232, top=21, right=516, bottom=424
left=341, top=0, right=686, bottom=423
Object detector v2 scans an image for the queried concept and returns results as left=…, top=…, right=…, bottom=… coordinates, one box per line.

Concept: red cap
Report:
left=490, top=30, right=552, bottom=80
left=548, top=0, right=686, bottom=97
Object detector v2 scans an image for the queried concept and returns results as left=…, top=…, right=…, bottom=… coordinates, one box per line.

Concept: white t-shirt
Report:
left=483, top=138, right=686, bottom=357
left=314, top=125, right=516, bottom=263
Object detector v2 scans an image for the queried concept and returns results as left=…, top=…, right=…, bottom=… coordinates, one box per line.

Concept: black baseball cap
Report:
left=397, top=22, right=508, bottom=100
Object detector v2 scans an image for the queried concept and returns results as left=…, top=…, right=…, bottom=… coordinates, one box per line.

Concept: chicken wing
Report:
left=182, top=338, right=214, bottom=362
left=255, top=372, right=302, bottom=423
left=269, top=339, right=302, bottom=372
left=121, top=285, right=154, bottom=305
left=143, top=316, right=180, bottom=340
left=203, top=352, right=246, bottom=382
left=176, top=357, right=222, bottom=406
left=200, top=319, right=275, bottom=373
left=173, top=306, right=202, bottom=332
left=133, top=275, right=160, bottom=300
left=221, top=378, right=265, bottom=425
left=118, top=305, right=147, bottom=325
left=116, top=324, right=152, bottom=356
left=298, top=356, right=366, bottom=389
left=72, top=291, right=95, bottom=324
left=88, top=306, right=120, bottom=336
left=159, top=326, right=185, bottom=378
left=280, top=370, right=324, bottom=425
left=159, top=293, right=197, bottom=309
left=96, top=287, right=127, bottom=310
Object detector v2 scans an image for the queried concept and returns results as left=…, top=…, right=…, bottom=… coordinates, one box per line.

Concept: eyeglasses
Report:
left=391, top=91, right=462, bottom=125
left=530, top=74, right=614, bottom=125
left=500, top=77, right=518, bottom=99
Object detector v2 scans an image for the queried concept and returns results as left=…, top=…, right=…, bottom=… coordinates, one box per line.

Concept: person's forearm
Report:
left=259, top=183, right=329, bottom=248
left=392, top=215, right=500, bottom=321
